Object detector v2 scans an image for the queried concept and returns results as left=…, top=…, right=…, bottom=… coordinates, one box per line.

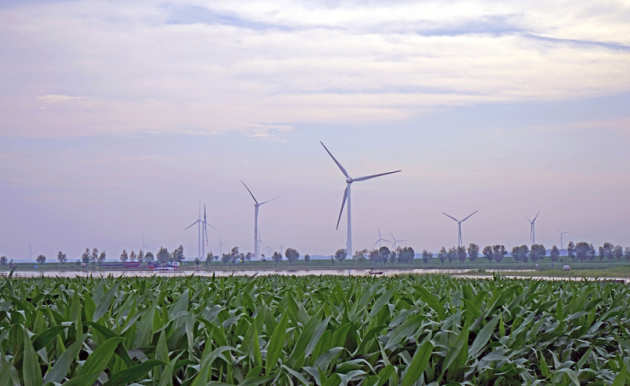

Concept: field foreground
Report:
left=1, top=276, right=629, bottom=385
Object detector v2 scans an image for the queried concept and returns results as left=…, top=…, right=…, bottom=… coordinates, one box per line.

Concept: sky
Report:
left=1, top=0, right=630, bottom=261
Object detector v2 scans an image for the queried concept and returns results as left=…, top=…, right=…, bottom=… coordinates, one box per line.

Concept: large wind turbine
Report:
left=185, top=204, right=212, bottom=259
left=390, top=233, right=408, bottom=250
left=241, top=181, right=275, bottom=260
left=529, top=211, right=540, bottom=244
left=442, top=210, right=478, bottom=248
left=321, top=141, right=401, bottom=259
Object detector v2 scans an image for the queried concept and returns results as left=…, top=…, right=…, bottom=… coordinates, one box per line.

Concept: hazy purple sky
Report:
left=1, top=0, right=630, bottom=261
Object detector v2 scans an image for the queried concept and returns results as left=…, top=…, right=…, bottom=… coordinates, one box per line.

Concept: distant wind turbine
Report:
left=321, top=141, right=401, bottom=259
left=560, top=231, right=569, bottom=250
left=390, top=233, right=408, bottom=249
left=241, top=181, right=276, bottom=260
left=185, top=204, right=213, bottom=259
left=374, top=229, right=391, bottom=248
left=442, top=211, right=478, bottom=248
left=529, top=211, right=540, bottom=244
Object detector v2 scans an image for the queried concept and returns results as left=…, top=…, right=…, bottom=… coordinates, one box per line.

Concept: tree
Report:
left=567, top=241, right=576, bottom=260
left=130, top=251, right=137, bottom=261
left=512, top=245, right=528, bottom=262
left=378, top=246, right=390, bottom=263
left=144, top=252, right=154, bottom=263
left=613, top=245, right=623, bottom=260
left=137, top=250, right=144, bottom=263
left=492, top=245, right=507, bottom=262
left=36, top=254, right=46, bottom=264
left=575, top=242, right=590, bottom=261
left=368, top=249, right=380, bottom=263
left=156, top=247, right=170, bottom=264
left=482, top=246, right=493, bottom=261
left=625, top=247, right=630, bottom=261
left=334, top=249, right=347, bottom=262
left=304, top=254, right=311, bottom=263
left=353, top=249, right=367, bottom=262
left=272, top=251, right=283, bottom=263
left=91, top=248, right=99, bottom=263
left=0, top=256, right=7, bottom=265
left=550, top=245, right=560, bottom=262
left=467, top=243, right=479, bottom=261
left=172, top=245, right=185, bottom=262
left=120, top=249, right=129, bottom=262
left=530, top=244, right=546, bottom=262
left=205, top=252, right=214, bottom=265
left=438, top=247, right=447, bottom=263
left=98, top=251, right=106, bottom=263
left=421, top=250, right=432, bottom=264
left=456, top=246, right=467, bottom=263
left=194, top=257, right=200, bottom=266
left=82, top=248, right=91, bottom=264
left=447, top=247, right=457, bottom=263
left=285, top=248, right=300, bottom=263
left=398, top=247, right=415, bottom=263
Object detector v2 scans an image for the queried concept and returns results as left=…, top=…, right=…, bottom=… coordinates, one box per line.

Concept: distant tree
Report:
left=368, top=249, right=380, bottom=263
left=172, top=245, right=185, bottom=262
left=245, top=252, right=253, bottom=261
left=130, top=251, right=137, bottom=261
left=82, top=248, right=91, bottom=264
left=438, top=247, right=447, bottom=263
left=588, top=244, right=595, bottom=260
left=567, top=241, right=576, bottom=260
left=120, top=249, right=129, bottom=262
left=512, top=245, right=527, bottom=262
left=492, top=245, right=507, bottom=262
left=91, top=248, right=99, bottom=264
left=0, top=256, right=7, bottom=265
left=467, top=243, right=479, bottom=261
left=36, top=254, right=46, bottom=264
left=144, top=251, right=154, bottom=263
left=272, top=251, right=283, bottom=263
left=205, top=252, right=214, bottom=265
left=421, top=250, right=432, bottom=264
left=447, top=247, right=457, bottom=263
left=335, top=249, right=347, bottom=262
left=575, top=242, right=590, bottom=261
left=137, top=250, right=144, bottom=263
left=530, top=244, right=546, bottom=262
left=378, top=246, right=390, bottom=263
left=98, top=251, right=106, bottom=263
left=304, top=254, right=311, bottom=263
left=57, top=251, right=67, bottom=264
left=285, top=248, right=300, bottom=263
left=194, top=257, right=200, bottom=266
left=221, top=253, right=232, bottom=264
left=550, top=245, right=560, bottom=262
left=598, top=246, right=605, bottom=261
left=613, top=245, right=624, bottom=260
left=456, top=246, right=467, bottom=263
left=482, top=246, right=493, bottom=261
left=353, top=249, right=367, bottom=262
left=397, top=247, right=415, bottom=263
left=625, top=247, right=630, bottom=261
left=156, top=247, right=170, bottom=264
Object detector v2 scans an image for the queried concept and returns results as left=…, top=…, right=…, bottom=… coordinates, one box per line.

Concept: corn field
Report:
left=0, top=275, right=629, bottom=385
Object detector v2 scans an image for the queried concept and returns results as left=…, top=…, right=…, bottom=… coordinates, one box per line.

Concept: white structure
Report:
left=529, top=211, right=540, bottom=244
left=374, top=229, right=391, bottom=248
left=185, top=204, right=212, bottom=259
left=442, top=211, right=478, bottom=248
left=241, top=181, right=275, bottom=260
left=390, top=233, right=408, bottom=249
left=320, top=141, right=401, bottom=259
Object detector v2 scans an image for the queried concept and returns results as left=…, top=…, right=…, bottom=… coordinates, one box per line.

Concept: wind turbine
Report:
left=320, top=141, right=401, bottom=259
left=185, top=204, right=213, bottom=259
left=529, top=211, right=540, bottom=244
left=560, top=231, right=569, bottom=250
left=442, top=211, right=478, bottom=248
left=241, top=181, right=275, bottom=260
left=374, top=229, right=391, bottom=248
left=390, top=233, right=408, bottom=249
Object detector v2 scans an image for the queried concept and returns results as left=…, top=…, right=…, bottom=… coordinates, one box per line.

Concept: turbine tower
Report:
left=442, top=210, right=478, bottom=248
left=374, top=229, right=391, bottom=248
left=241, top=181, right=275, bottom=260
left=529, top=211, right=540, bottom=244
left=560, top=231, right=569, bottom=250
left=321, top=141, right=401, bottom=259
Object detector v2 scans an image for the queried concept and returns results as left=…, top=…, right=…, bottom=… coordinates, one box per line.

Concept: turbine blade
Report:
left=336, top=185, right=349, bottom=230
left=241, top=181, right=258, bottom=203
left=320, top=141, right=350, bottom=178
left=353, top=169, right=401, bottom=182
left=184, top=220, right=199, bottom=230
left=533, top=211, right=540, bottom=222
left=461, top=210, right=479, bottom=222
left=442, top=212, right=459, bottom=222
left=260, top=196, right=279, bottom=206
